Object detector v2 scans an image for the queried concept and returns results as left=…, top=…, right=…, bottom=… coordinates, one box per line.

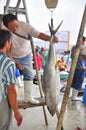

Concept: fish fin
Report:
left=47, top=106, right=56, bottom=116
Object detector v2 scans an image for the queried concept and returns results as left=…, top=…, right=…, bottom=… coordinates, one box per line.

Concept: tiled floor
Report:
left=13, top=84, right=86, bottom=130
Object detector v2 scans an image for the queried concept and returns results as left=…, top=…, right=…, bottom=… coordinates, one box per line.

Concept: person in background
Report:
left=2, top=13, right=58, bottom=104
left=33, top=48, right=43, bottom=85
left=66, top=50, right=71, bottom=64
left=71, top=36, right=86, bottom=100
left=15, top=67, right=23, bottom=87
left=41, top=48, right=48, bottom=69
left=33, top=48, right=43, bottom=70
left=0, top=29, right=23, bottom=130
left=66, top=50, right=71, bottom=72
left=15, top=67, right=24, bottom=100
left=58, top=56, right=68, bottom=71
left=84, top=59, right=86, bottom=77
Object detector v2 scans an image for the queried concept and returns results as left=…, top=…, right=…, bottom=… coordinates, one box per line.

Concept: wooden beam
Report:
left=56, top=5, right=86, bottom=130
left=18, top=97, right=46, bottom=109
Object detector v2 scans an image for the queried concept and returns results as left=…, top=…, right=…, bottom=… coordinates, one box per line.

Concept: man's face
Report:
left=7, top=20, right=18, bottom=32
left=81, top=39, right=86, bottom=46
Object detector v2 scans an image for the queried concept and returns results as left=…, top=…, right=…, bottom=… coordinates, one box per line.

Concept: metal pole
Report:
left=4, top=0, right=11, bottom=14
left=15, top=0, right=21, bottom=16
left=22, top=0, right=29, bottom=22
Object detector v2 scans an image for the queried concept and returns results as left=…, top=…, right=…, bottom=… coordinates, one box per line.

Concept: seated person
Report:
left=58, top=56, right=68, bottom=71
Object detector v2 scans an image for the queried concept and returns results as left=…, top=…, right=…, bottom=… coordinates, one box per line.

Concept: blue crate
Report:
left=83, top=85, right=86, bottom=105
left=60, top=71, right=69, bottom=79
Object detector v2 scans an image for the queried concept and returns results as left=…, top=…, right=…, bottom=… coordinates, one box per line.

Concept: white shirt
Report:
left=2, top=21, right=40, bottom=58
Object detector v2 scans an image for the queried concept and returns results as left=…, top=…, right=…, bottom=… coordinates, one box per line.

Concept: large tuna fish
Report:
left=42, top=37, right=60, bottom=116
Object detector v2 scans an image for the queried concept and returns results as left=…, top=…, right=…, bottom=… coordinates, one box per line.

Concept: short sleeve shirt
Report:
left=0, top=52, right=16, bottom=102
left=10, top=21, right=40, bottom=58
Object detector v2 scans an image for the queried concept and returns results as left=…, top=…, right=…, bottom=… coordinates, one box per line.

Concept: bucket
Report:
left=83, top=85, right=86, bottom=105
left=15, top=67, right=20, bottom=78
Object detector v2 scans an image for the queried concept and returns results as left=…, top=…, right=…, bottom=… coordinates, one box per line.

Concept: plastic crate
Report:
left=83, top=85, right=86, bottom=105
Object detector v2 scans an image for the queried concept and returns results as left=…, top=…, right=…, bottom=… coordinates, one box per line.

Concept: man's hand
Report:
left=14, top=110, right=23, bottom=127
left=6, top=51, right=24, bottom=70
left=16, top=62, right=24, bottom=70
left=52, top=36, right=58, bottom=43
left=38, top=32, right=59, bottom=43
left=7, top=84, right=23, bottom=127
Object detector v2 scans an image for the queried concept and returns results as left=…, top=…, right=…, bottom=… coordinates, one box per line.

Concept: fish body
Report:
left=42, top=39, right=60, bottom=116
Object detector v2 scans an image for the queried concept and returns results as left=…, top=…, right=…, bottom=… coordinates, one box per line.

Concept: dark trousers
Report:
left=71, top=68, right=85, bottom=90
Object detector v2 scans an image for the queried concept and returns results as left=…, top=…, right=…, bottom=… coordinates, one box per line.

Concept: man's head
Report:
left=2, top=13, right=18, bottom=32
left=0, top=29, right=11, bottom=51
left=82, top=36, right=86, bottom=41
left=81, top=36, right=86, bottom=46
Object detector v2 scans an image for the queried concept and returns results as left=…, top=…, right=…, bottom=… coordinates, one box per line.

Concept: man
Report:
left=2, top=13, right=58, bottom=104
left=71, top=36, right=86, bottom=100
left=0, top=29, right=23, bottom=130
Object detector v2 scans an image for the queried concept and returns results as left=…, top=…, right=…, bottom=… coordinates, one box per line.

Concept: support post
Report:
left=56, top=5, right=86, bottom=130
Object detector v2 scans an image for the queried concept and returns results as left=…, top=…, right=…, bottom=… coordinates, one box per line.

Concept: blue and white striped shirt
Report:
left=0, top=52, right=16, bottom=103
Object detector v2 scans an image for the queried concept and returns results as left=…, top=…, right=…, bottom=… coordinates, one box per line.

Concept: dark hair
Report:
left=35, top=48, right=39, bottom=52
left=0, top=29, right=11, bottom=49
left=82, top=36, right=86, bottom=41
left=2, top=13, right=17, bottom=27
left=41, top=47, right=45, bottom=52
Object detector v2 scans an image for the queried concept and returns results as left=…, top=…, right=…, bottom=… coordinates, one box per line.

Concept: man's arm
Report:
left=6, top=51, right=24, bottom=70
left=38, top=32, right=58, bottom=43
left=7, top=84, right=23, bottom=127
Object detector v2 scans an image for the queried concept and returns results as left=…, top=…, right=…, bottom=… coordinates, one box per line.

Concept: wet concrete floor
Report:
left=13, top=84, right=86, bottom=130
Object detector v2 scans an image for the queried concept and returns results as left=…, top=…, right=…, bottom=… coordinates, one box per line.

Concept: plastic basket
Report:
left=83, top=85, right=86, bottom=105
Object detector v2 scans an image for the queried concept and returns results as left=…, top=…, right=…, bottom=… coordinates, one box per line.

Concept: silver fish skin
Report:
left=42, top=39, right=60, bottom=116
